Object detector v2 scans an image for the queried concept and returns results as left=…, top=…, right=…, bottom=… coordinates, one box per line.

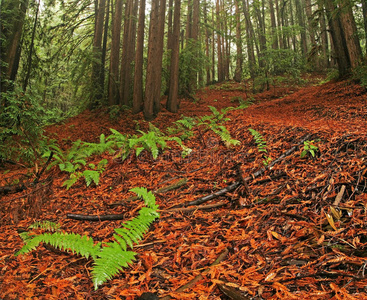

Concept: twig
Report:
left=160, top=248, right=229, bottom=300
left=176, top=134, right=311, bottom=208
left=33, top=151, right=53, bottom=185
left=163, top=202, right=227, bottom=213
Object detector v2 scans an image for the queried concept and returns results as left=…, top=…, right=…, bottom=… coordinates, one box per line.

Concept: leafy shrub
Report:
left=16, top=188, right=160, bottom=289
left=0, top=88, right=45, bottom=163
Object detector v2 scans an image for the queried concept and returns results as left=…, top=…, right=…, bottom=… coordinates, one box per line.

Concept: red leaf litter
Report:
left=1, top=76, right=367, bottom=299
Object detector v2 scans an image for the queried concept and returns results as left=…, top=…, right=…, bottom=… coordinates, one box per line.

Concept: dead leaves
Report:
left=1, top=79, right=367, bottom=299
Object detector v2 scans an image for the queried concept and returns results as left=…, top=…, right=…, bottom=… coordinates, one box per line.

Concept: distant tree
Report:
left=166, top=0, right=181, bottom=112
left=108, top=0, right=123, bottom=106
left=120, top=0, right=138, bottom=106
left=132, top=0, right=146, bottom=114
left=90, top=0, right=107, bottom=108
left=234, top=0, right=243, bottom=82
left=144, top=0, right=166, bottom=120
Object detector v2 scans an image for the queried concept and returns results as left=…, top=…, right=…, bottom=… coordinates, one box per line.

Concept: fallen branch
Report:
left=177, top=134, right=311, bottom=208
left=66, top=213, right=125, bottom=221
left=33, top=151, right=53, bottom=185
left=164, top=202, right=227, bottom=213
left=160, top=248, right=229, bottom=300
left=108, top=178, right=187, bottom=207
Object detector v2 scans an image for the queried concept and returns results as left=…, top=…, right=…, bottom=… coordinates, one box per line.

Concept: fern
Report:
left=197, top=106, right=240, bottom=148
left=15, top=188, right=160, bottom=289
left=248, top=128, right=271, bottom=166
left=248, top=128, right=268, bottom=153
left=29, top=220, right=60, bottom=232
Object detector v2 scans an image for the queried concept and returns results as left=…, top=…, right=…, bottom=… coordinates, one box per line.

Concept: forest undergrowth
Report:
left=1, top=75, right=367, bottom=299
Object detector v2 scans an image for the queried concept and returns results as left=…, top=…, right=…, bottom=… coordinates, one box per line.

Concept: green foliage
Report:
left=167, top=116, right=197, bottom=140
left=352, top=65, right=367, bottom=88
left=15, top=188, right=160, bottom=289
left=62, top=159, right=108, bottom=189
left=248, top=128, right=271, bottom=166
left=28, top=220, right=60, bottom=232
left=198, top=106, right=240, bottom=148
left=301, top=140, right=319, bottom=158
left=113, top=124, right=192, bottom=161
left=0, top=88, right=45, bottom=163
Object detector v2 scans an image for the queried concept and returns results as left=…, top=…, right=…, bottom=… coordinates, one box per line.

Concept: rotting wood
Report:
left=176, top=134, right=312, bottom=208
left=108, top=178, right=187, bottom=207
left=160, top=248, right=229, bottom=300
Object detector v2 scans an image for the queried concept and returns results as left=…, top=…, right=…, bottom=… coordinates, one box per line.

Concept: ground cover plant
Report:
left=1, top=78, right=367, bottom=299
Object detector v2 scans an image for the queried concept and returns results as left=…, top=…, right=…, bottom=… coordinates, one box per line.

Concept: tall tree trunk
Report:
left=108, top=0, right=123, bottom=106
left=23, top=0, right=40, bottom=92
left=324, top=0, right=351, bottom=76
left=305, top=0, right=317, bottom=68
left=242, top=0, right=257, bottom=79
left=338, top=0, right=363, bottom=68
left=203, top=0, right=211, bottom=83
left=362, top=0, right=367, bottom=56
left=166, top=0, right=181, bottom=112
left=120, top=0, right=138, bottom=106
left=101, top=0, right=110, bottom=98
left=90, top=0, right=107, bottom=109
left=216, top=0, right=224, bottom=82
left=269, top=0, right=279, bottom=50
left=318, top=2, right=330, bottom=68
left=1, top=0, right=29, bottom=94
left=274, top=0, right=283, bottom=49
left=133, top=0, right=146, bottom=113
left=234, top=0, right=243, bottom=82
left=295, top=0, right=308, bottom=56
left=144, top=0, right=166, bottom=120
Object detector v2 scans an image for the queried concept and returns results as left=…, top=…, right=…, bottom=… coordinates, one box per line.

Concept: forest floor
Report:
left=1, top=74, right=367, bottom=299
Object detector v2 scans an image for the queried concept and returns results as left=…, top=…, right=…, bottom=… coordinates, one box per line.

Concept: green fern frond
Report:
left=248, top=128, right=268, bottom=153
left=28, top=220, right=60, bottom=232
left=16, top=187, right=160, bottom=290
left=92, top=243, right=136, bottom=289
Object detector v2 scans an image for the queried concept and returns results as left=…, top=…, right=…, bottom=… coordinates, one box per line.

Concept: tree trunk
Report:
left=166, top=0, right=181, bottom=112
left=23, top=0, right=40, bottom=92
left=133, top=0, right=146, bottom=113
left=90, top=0, right=107, bottom=109
left=324, top=0, right=351, bottom=76
left=234, top=0, right=243, bottom=82
left=269, top=0, right=279, bottom=50
left=203, top=0, right=211, bottom=83
left=108, top=0, right=123, bottom=106
left=295, top=0, right=308, bottom=56
left=216, top=0, right=224, bottom=82
left=144, top=0, right=166, bottom=120
left=362, top=0, right=367, bottom=56
left=338, top=0, right=363, bottom=69
left=120, top=0, right=138, bottom=106
left=318, top=2, right=330, bottom=68
left=1, top=0, right=29, bottom=94
left=242, top=0, right=257, bottom=80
